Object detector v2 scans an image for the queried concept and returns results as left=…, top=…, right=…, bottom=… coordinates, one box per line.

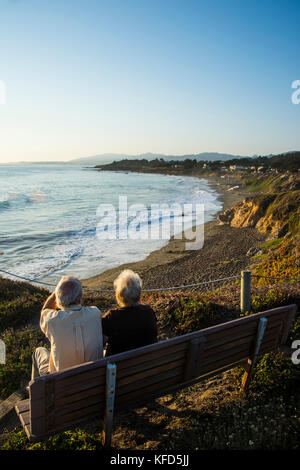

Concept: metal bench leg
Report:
left=103, top=363, right=117, bottom=448
left=241, top=317, right=268, bottom=391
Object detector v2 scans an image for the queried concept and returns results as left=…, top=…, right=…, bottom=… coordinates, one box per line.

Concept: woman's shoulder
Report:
left=137, top=304, right=156, bottom=314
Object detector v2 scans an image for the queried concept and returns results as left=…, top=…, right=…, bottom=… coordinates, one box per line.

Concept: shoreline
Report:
left=82, top=173, right=262, bottom=290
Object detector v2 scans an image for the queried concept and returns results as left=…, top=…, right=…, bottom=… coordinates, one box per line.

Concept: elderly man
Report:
left=31, top=276, right=103, bottom=379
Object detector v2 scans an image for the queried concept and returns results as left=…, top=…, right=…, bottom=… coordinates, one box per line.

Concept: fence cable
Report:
left=0, top=268, right=298, bottom=294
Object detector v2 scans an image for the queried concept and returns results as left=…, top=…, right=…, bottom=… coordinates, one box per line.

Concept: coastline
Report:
left=82, top=173, right=265, bottom=290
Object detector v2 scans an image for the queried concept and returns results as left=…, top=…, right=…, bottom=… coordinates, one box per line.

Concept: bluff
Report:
left=218, top=174, right=300, bottom=239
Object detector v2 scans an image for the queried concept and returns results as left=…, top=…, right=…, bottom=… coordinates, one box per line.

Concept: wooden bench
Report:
left=15, top=304, right=297, bottom=447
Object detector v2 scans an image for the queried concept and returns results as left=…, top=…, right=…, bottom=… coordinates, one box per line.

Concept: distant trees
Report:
left=96, top=152, right=300, bottom=173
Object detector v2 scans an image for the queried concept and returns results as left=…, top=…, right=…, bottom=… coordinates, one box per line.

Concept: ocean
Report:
left=0, top=165, right=222, bottom=284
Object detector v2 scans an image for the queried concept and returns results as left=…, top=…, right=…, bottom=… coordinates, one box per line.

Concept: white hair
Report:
left=114, top=269, right=142, bottom=308
left=55, top=276, right=82, bottom=309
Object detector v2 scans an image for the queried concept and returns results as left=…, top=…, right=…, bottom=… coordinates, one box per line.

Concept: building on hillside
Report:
left=257, top=166, right=265, bottom=173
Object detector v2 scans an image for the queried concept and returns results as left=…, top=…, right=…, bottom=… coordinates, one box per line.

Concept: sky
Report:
left=0, top=0, right=300, bottom=163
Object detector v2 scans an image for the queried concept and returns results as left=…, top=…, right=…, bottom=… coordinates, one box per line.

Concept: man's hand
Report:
left=41, top=292, right=57, bottom=312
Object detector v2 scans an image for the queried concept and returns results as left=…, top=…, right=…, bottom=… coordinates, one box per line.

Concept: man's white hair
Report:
left=114, top=269, right=142, bottom=308
left=55, top=276, right=82, bottom=309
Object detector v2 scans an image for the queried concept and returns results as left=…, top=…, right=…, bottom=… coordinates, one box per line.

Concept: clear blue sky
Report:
left=0, top=0, right=300, bottom=162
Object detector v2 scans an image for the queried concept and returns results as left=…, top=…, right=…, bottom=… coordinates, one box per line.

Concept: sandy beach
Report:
left=82, top=174, right=266, bottom=291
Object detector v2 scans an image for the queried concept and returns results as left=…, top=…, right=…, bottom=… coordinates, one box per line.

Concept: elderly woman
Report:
left=102, top=270, right=157, bottom=356
left=31, top=276, right=104, bottom=379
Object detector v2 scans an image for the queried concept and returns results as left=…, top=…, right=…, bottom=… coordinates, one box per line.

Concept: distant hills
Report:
left=68, top=152, right=256, bottom=166
left=5, top=150, right=299, bottom=166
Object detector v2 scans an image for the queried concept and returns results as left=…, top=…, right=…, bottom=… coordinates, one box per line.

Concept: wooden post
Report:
left=103, top=363, right=117, bottom=448
left=241, top=317, right=267, bottom=391
left=240, top=270, right=251, bottom=314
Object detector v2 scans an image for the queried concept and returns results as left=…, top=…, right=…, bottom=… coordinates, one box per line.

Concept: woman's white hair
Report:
left=114, top=269, right=142, bottom=307
left=55, top=276, right=82, bottom=309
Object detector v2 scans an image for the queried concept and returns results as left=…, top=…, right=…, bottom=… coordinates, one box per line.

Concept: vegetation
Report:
left=236, top=173, right=300, bottom=289
left=162, top=293, right=233, bottom=335
left=0, top=277, right=48, bottom=331
left=254, top=238, right=299, bottom=287
left=96, top=151, right=300, bottom=174
left=2, top=429, right=103, bottom=450
left=0, top=328, right=47, bottom=398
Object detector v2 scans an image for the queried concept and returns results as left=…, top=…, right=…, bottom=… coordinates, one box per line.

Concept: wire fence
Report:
left=0, top=266, right=299, bottom=312
left=0, top=268, right=299, bottom=294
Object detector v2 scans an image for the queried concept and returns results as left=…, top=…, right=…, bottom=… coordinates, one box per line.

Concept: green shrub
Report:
left=164, top=295, right=232, bottom=335
left=1, top=431, right=28, bottom=450
left=0, top=277, right=49, bottom=332
left=0, top=294, right=48, bottom=332
left=0, top=276, right=49, bottom=302
left=2, top=429, right=103, bottom=450
left=251, top=289, right=291, bottom=313
left=0, top=328, right=47, bottom=398
left=236, top=351, right=300, bottom=395
left=289, top=313, right=300, bottom=344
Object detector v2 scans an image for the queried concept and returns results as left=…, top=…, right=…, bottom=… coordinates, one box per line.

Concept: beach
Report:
left=83, top=174, right=266, bottom=291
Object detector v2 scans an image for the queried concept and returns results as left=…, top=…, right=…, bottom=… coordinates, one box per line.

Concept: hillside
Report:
left=217, top=173, right=300, bottom=284
left=95, top=151, right=300, bottom=173
left=218, top=174, right=300, bottom=237
left=69, top=152, right=252, bottom=166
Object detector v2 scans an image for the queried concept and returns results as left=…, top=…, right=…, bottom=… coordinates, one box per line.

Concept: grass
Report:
left=259, top=238, right=283, bottom=251
left=0, top=328, right=47, bottom=398
left=2, top=429, right=104, bottom=450
left=0, top=277, right=49, bottom=332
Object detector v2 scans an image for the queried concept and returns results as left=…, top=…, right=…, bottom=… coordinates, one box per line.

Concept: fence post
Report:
left=240, top=270, right=251, bottom=314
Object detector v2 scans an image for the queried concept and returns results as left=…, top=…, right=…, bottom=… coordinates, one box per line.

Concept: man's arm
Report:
left=41, top=292, right=57, bottom=312
left=40, top=292, right=57, bottom=338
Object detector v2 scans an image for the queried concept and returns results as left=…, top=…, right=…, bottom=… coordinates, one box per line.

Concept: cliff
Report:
left=218, top=174, right=300, bottom=239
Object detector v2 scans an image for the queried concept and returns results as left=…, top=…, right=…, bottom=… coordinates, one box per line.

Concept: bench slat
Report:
left=52, top=401, right=105, bottom=430
left=199, top=349, right=252, bottom=377
left=15, top=399, right=30, bottom=414
left=116, top=342, right=188, bottom=374
left=55, top=391, right=105, bottom=419
left=116, top=358, right=186, bottom=388
left=115, top=375, right=182, bottom=408
left=116, top=365, right=184, bottom=399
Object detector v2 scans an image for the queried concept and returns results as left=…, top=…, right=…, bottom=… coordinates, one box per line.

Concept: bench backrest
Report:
left=28, top=304, right=297, bottom=438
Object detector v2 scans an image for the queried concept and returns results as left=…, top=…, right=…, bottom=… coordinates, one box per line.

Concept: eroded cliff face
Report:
left=218, top=195, right=289, bottom=238
left=218, top=200, right=262, bottom=228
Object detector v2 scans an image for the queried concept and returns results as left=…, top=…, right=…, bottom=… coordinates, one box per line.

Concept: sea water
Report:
left=0, top=165, right=222, bottom=284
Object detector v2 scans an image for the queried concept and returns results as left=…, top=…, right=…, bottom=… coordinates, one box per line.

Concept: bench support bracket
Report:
left=241, top=317, right=267, bottom=391
left=103, top=363, right=117, bottom=448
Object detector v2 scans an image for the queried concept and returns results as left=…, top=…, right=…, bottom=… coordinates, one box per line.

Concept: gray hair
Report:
left=114, top=269, right=142, bottom=307
left=55, top=276, right=83, bottom=309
